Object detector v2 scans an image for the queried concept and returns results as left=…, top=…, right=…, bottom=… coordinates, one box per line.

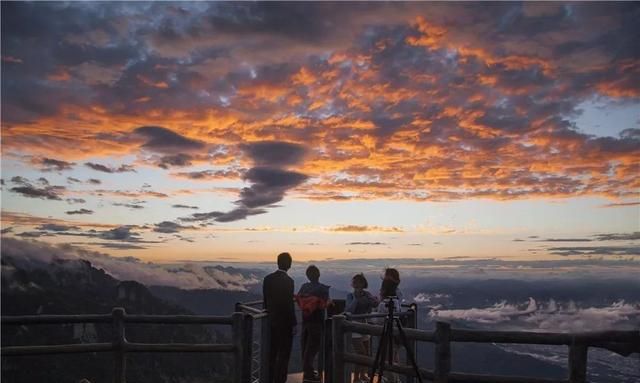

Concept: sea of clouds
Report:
left=1, top=237, right=261, bottom=291
left=428, top=298, right=640, bottom=332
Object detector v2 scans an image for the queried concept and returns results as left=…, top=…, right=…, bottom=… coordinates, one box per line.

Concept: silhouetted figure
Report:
left=295, top=265, right=330, bottom=382
left=345, top=273, right=379, bottom=383
left=375, top=268, right=403, bottom=383
left=263, top=252, right=297, bottom=383
left=377, top=268, right=403, bottom=321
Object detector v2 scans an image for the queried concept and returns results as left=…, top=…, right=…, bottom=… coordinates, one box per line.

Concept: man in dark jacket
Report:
left=263, top=252, right=297, bottom=383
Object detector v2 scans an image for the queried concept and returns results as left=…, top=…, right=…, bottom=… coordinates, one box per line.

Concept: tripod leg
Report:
left=383, top=318, right=397, bottom=381
left=379, top=318, right=396, bottom=382
left=393, top=319, right=423, bottom=383
left=388, top=322, right=394, bottom=368
left=370, top=320, right=389, bottom=383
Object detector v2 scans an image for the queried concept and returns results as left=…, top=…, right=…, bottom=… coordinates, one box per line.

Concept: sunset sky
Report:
left=1, top=2, right=638, bottom=262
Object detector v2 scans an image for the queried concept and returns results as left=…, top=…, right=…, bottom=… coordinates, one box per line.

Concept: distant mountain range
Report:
left=1, top=254, right=234, bottom=383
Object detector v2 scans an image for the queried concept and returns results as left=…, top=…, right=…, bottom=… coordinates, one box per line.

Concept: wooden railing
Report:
left=4, top=305, right=638, bottom=383
left=332, top=315, right=640, bottom=383
left=1, top=308, right=254, bottom=383
left=318, top=301, right=418, bottom=383
left=236, top=301, right=270, bottom=383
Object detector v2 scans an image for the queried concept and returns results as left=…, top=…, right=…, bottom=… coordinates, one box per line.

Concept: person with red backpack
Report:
left=295, top=265, right=330, bottom=383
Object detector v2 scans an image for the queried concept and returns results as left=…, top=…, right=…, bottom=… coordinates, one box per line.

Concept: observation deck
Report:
left=2, top=300, right=638, bottom=383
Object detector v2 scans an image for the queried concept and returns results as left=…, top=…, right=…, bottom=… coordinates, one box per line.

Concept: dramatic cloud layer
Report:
left=241, top=141, right=307, bottom=167
left=134, top=126, right=205, bottom=153
left=181, top=140, right=308, bottom=222
left=2, top=2, right=637, bottom=205
left=0, top=211, right=172, bottom=250
left=0, top=2, right=638, bottom=262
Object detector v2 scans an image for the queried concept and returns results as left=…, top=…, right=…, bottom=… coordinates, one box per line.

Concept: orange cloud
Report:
left=136, top=74, right=170, bottom=89
left=2, top=3, right=638, bottom=206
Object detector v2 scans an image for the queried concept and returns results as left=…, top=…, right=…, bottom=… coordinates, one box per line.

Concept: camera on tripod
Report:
left=383, top=296, right=398, bottom=301
left=381, top=296, right=398, bottom=313
left=369, top=297, right=423, bottom=383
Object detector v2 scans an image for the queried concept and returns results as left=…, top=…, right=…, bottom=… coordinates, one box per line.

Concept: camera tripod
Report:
left=369, top=298, right=423, bottom=383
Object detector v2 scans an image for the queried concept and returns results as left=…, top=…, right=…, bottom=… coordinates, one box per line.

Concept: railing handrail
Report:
left=343, top=320, right=435, bottom=342
left=341, top=319, right=640, bottom=347
left=344, top=311, right=414, bottom=320
left=1, top=342, right=236, bottom=356
left=235, top=304, right=266, bottom=316
left=2, top=313, right=234, bottom=325
left=2, top=314, right=113, bottom=324
left=239, top=300, right=265, bottom=307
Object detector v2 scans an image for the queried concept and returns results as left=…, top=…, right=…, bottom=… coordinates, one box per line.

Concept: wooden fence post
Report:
left=323, top=317, right=333, bottom=383
left=434, top=321, right=451, bottom=383
left=259, top=315, right=270, bottom=383
left=318, top=310, right=326, bottom=383
left=405, top=305, right=418, bottom=383
left=232, top=312, right=253, bottom=383
left=112, top=307, right=126, bottom=383
left=344, top=316, right=353, bottom=383
left=243, top=314, right=253, bottom=383
left=568, top=340, right=588, bottom=383
left=332, top=315, right=346, bottom=383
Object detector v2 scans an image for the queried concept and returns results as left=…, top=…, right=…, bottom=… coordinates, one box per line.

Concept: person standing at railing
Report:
left=295, top=265, right=331, bottom=383
left=263, top=252, right=297, bottom=383
left=345, top=273, right=379, bottom=383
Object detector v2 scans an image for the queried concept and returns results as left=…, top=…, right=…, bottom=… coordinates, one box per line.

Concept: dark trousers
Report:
left=301, top=322, right=323, bottom=377
left=269, top=323, right=293, bottom=383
